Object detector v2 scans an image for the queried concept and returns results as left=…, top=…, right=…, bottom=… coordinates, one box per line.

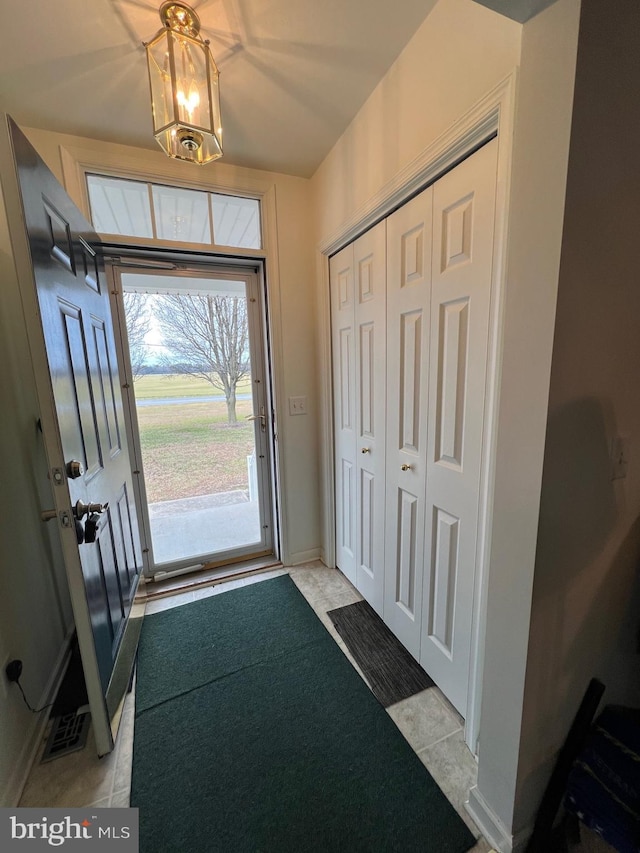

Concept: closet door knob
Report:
left=401, top=463, right=413, bottom=471
left=361, top=447, right=370, bottom=454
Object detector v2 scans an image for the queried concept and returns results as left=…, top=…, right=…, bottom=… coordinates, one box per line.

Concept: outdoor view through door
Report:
left=118, top=268, right=274, bottom=573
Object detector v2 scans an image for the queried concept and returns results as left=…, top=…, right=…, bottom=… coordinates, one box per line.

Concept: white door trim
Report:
left=316, top=71, right=517, bottom=750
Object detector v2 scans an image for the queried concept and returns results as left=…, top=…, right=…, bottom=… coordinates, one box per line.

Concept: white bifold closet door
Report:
left=384, top=188, right=434, bottom=657
left=330, top=222, right=387, bottom=614
left=419, top=139, right=497, bottom=714
left=331, top=138, right=498, bottom=717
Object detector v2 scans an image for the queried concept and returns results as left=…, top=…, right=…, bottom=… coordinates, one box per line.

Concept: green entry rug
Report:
left=131, top=575, right=476, bottom=853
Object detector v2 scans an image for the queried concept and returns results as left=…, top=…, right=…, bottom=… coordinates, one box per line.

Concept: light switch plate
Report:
left=289, top=396, right=307, bottom=415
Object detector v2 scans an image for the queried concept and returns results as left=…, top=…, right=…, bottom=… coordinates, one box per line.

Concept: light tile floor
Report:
left=19, top=562, right=492, bottom=852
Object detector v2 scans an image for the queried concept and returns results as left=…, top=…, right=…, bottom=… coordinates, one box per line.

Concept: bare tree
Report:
left=123, top=292, right=151, bottom=381
left=155, top=293, right=250, bottom=424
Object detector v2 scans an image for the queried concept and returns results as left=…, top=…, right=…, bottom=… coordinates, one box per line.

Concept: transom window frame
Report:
left=60, top=147, right=272, bottom=263
left=86, top=173, right=263, bottom=251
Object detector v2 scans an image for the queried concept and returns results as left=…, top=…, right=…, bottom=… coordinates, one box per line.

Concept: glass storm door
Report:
left=114, top=266, right=275, bottom=576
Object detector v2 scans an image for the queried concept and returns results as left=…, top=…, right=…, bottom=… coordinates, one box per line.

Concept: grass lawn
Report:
left=136, top=398, right=255, bottom=503
left=133, top=373, right=252, bottom=399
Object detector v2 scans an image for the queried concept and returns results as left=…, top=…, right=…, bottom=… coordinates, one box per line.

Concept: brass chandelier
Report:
left=145, top=2, right=223, bottom=164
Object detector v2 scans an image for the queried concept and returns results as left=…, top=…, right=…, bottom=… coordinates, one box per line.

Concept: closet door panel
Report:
left=354, top=222, right=387, bottom=614
left=330, top=244, right=357, bottom=584
left=384, top=188, right=433, bottom=657
left=420, top=138, right=498, bottom=714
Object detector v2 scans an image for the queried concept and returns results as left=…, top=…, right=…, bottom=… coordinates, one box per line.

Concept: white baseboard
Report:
left=466, top=786, right=513, bottom=853
left=6, top=628, right=74, bottom=806
left=284, top=548, right=322, bottom=567
left=318, top=548, right=332, bottom=568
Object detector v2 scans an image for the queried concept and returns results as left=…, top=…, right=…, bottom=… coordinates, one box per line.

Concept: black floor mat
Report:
left=327, top=599, right=434, bottom=707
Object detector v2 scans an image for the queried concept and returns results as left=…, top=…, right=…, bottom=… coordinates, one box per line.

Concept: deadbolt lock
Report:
left=66, top=459, right=84, bottom=479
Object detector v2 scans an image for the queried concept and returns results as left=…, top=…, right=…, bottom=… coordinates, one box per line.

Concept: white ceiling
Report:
left=0, top=0, right=439, bottom=178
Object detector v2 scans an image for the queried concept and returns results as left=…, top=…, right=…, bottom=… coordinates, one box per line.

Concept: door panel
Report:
left=8, top=119, right=142, bottom=752
left=396, top=489, right=418, bottom=615
left=97, top=511, right=125, bottom=651
left=92, top=316, right=122, bottom=457
left=353, top=222, right=386, bottom=614
left=330, top=245, right=357, bottom=585
left=420, top=138, right=498, bottom=714
left=429, top=506, right=459, bottom=653
left=62, top=302, right=103, bottom=477
left=384, top=189, right=433, bottom=656
left=116, top=485, right=137, bottom=590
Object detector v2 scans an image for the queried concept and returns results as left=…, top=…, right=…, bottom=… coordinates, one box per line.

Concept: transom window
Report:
left=86, top=174, right=262, bottom=250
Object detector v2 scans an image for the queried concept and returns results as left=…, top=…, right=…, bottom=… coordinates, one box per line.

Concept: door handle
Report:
left=73, top=499, right=109, bottom=520
left=246, top=406, right=267, bottom=432
left=361, top=447, right=370, bottom=454
left=401, top=464, right=413, bottom=471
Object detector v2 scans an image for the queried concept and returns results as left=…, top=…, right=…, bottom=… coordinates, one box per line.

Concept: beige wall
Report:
left=514, top=0, right=640, bottom=832
left=311, top=0, right=521, bottom=238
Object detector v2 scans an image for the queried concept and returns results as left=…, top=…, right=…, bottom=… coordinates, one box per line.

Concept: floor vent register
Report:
left=40, top=712, right=91, bottom=763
